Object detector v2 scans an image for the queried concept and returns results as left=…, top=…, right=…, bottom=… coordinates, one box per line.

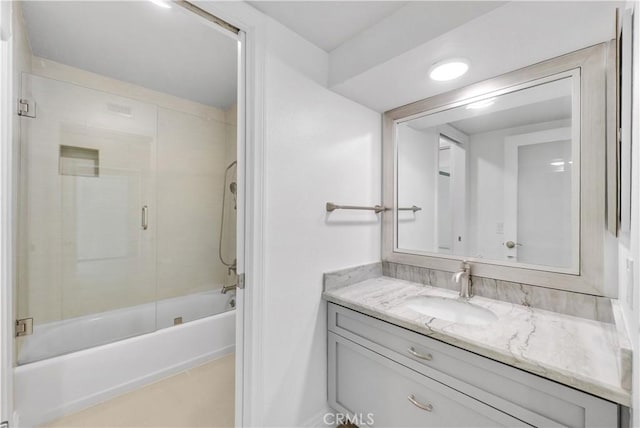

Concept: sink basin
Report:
left=403, top=296, right=498, bottom=326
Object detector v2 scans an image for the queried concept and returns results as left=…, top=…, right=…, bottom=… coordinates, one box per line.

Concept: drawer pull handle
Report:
left=408, top=394, right=433, bottom=412
left=408, top=347, right=432, bottom=361
left=141, top=205, right=149, bottom=230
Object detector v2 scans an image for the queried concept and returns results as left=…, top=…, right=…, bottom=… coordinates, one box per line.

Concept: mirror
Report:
left=396, top=73, right=579, bottom=273
left=383, top=42, right=615, bottom=295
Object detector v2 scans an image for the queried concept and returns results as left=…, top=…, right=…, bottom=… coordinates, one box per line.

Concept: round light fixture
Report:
left=429, top=58, right=469, bottom=81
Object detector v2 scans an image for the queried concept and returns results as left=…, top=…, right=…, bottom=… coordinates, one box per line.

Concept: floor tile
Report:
left=43, top=354, right=235, bottom=428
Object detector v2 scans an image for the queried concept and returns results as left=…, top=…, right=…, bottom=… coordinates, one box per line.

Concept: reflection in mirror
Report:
left=437, top=137, right=452, bottom=253
left=396, top=74, right=578, bottom=272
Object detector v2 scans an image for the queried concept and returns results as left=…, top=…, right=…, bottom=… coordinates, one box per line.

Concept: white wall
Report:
left=514, top=139, right=572, bottom=267
left=259, top=56, right=380, bottom=427
left=467, top=128, right=504, bottom=260
left=397, top=125, right=438, bottom=252
left=467, top=120, right=571, bottom=262
left=195, top=3, right=382, bottom=426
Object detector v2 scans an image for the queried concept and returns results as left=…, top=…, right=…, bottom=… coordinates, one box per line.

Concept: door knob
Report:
left=504, top=241, right=522, bottom=249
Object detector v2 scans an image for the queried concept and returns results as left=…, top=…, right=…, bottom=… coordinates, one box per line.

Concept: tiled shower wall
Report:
left=18, top=57, right=236, bottom=324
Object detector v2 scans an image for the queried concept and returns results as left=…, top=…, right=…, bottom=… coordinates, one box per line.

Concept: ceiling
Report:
left=21, top=1, right=619, bottom=115
left=20, top=0, right=504, bottom=111
left=21, top=1, right=238, bottom=109
left=247, top=1, right=407, bottom=52
left=329, top=1, right=620, bottom=112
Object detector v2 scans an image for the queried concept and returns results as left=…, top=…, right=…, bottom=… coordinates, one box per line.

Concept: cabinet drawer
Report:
left=328, top=303, right=618, bottom=428
left=328, top=332, right=529, bottom=428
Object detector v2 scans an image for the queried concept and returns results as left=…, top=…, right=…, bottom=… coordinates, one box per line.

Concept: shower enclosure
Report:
left=16, top=71, right=238, bottom=364
left=10, top=1, right=242, bottom=424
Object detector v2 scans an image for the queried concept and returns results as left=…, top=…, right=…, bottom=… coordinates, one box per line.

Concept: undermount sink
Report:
left=403, top=296, right=498, bottom=326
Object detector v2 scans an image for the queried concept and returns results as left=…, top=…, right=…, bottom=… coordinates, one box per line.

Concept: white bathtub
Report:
left=14, top=289, right=236, bottom=427
left=18, top=289, right=236, bottom=365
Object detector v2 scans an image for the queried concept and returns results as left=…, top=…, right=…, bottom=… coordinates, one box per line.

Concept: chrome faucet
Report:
left=452, top=261, right=472, bottom=299
left=221, top=283, right=237, bottom=294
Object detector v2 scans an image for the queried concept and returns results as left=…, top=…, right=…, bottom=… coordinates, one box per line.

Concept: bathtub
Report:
left=14, top=289, right=236, bottom=427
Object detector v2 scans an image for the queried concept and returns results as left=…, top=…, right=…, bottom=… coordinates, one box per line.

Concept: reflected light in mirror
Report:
left=429, top=59, right=469, bottom=81
left=466, top=98, right=496, bottom=109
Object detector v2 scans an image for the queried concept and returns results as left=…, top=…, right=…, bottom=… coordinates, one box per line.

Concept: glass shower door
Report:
left=17, top=73, right=157, bottom=364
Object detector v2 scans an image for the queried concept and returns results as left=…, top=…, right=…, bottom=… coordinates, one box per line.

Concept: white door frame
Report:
left=0, top=1, right=15, bottom=425
left=233, top=16, right=266, bottom=427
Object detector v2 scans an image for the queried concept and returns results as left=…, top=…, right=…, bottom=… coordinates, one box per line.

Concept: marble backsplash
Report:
left=323, top=261, right=614, bottom=323
left=324, top=262, right=382, bottom=290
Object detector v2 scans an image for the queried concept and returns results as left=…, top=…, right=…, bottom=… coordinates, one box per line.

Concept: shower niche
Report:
left=59, top=145, right=100, bottom=177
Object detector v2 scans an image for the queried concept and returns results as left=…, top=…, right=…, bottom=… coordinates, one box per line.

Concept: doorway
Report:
left=1, top=1, right=246, bottom=426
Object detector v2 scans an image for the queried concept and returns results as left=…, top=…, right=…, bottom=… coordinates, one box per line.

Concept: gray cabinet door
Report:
left=328, top=332, right=530, bottom=428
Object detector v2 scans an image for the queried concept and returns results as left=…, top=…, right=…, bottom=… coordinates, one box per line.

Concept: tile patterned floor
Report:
left=44, top=354, right=235, bottom=428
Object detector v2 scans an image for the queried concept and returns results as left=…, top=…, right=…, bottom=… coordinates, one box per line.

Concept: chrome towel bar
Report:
left=326, top=202, right=422, bottom=213
left=398, top=205, right=422, bottom=213
left=326, top=202, right=387, bottom=213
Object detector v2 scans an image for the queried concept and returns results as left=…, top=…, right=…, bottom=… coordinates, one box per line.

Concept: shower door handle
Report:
left=141, top=205, right=148, bottom=230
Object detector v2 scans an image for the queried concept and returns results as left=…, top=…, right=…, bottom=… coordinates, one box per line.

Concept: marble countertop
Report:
left=323, top=276, right=631, bottom=406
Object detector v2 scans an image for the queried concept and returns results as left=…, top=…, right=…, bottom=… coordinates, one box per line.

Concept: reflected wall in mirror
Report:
left=396, top=74, right=579, bottom=273
left=383, top=42, right=616, bottom=295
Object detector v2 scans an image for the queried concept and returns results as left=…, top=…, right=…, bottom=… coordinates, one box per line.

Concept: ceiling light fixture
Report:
left=429, top=58, right=469, bottom=81
left=148, top=0, right=172, bottom=9
left=466, top=98, right=496, bottom=110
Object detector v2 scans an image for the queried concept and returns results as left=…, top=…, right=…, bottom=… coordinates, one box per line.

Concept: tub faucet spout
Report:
left=221, top=284, right=237, bottom=294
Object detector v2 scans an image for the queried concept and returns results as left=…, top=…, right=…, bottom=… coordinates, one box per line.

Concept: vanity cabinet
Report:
left=327, top=303, right=620, bottom=428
